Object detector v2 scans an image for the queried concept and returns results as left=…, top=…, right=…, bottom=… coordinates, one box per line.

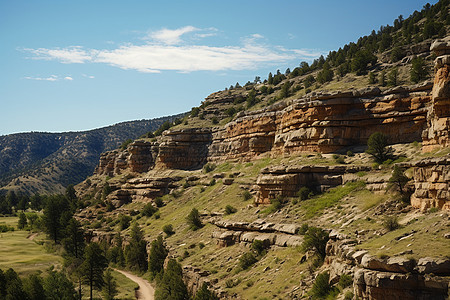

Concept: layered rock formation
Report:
left=325, top=232, right=450, bottom=300
left=410, top=155, right=450, bottom=211
left=157, top=128, right=212, bottom=170
left=255, top=164, right=371, bottom=205
left=209, top=85, right=432, bottom=160
left=422, top=37, right=450, bottom=151
left=211, top=219, right=303, bottom=247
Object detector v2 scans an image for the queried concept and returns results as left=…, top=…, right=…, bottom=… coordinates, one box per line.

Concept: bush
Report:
left=186, top=208, right=203, bottom=230
left=211, top=116, right=219, bottom=124
left=297, top=224, right=309, bottom=235
left=311, top=272, right=332, bottom=299
left=338, top=274, right=353, bottom=289
left=142, top=203, right=158, bottom=217
left=383, top=215, right=399, bottom=231
left=162, top=224, right=175, bottom=236
left=251, top=240, right=268, bottom=256
left=302, top=226, right=329, bottom=259
left=344, top=291, right=354, bottom=300
left=203, top=163, right=216, bottom=173
left=120, top=139, right=133, bottom=150
left=154, top=197, right=164, bottom=208
left=119, top=215, right=132, bottom=230
left=297, top=186, right=312, bottom=201
left=389, top=165, right=410, bottom=195
left=224, top=205, right=237, bottom=215
left=239, top=252, right=258, bottom=270
left=209, top=178, right=216, bottom=186
left=346, top=150, right=354, bottom=157
left=242, top=190, right=252, bottom=201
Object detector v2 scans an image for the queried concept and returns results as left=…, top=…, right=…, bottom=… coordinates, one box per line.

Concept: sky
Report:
left=0, top=0, right=438, bottom=136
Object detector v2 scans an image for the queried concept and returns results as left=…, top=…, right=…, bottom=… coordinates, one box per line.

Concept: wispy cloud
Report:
left=82, top=74, right=95, bottom=79
left=24, top=75, right=74, bottom=81
left=148, top=26, right=199, bottom=45
left=22, top=26, right=325, bottom=74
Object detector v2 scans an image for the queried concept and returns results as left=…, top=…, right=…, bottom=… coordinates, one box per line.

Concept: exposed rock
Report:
left=416, top=257, right=450, bottom=276
left=411, top=155, right=450, bottom=211
left=255, top=164, right=370, bottom=205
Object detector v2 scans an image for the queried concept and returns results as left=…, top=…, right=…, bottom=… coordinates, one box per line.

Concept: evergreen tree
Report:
left=279, top=81, right=291, bottom=99
left=44, top=270, right=76, bottom=300
left=43, top=195, right=72, bottom=243
left=186, top=208, right=202, bottom=230
left=301, top=227, right=329, bottom=260
left=410, top=56, right=428, bottom=83
left=17, top=212, right=27, bottom=229
left=80, top=243, right=108, bottom=300
left=389, top=165, right=410, bottom=195
left=101, top=269, right=118, bottom=300
left=379, top=70, right=387, bottom=86
left=155, top=259, right=189, bottom=300
left=62, top=218, right=85, bottom=259
left=23, top=274, right=46, bottom=300
left=193, top=283, right=219, bottom=300
left=125, top=223, right=148, bottom=272
left=387, top=68, right=398, bottom=86
left=366, top=132, right=393, bottom=163
left=148, top=235, right=168, bottom=277
left=0, top=269, right=6, bottom=298
left=268, top=72, right=273, bottom=85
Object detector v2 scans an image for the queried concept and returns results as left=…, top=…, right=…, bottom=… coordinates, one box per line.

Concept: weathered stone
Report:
left=416, top=257, right=450, bottom=275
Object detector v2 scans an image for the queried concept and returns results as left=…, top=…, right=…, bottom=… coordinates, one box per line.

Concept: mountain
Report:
left=73, top=1, right=450, bottom=299
left=0, top=115, right=184, bottom=195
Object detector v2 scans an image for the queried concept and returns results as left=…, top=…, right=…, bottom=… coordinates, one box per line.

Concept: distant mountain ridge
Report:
left=0, top=115, right=183, bottom=195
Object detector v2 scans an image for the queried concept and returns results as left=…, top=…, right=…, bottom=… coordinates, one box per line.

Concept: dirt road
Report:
left=114, top=269, right=155, bottom=300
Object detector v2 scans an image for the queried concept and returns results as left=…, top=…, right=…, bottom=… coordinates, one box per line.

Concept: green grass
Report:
left=301, top=181, right=366, bottom=219
left=0, top=221, right=62, bottom=275
left=112, top=270, right=139, bottom=300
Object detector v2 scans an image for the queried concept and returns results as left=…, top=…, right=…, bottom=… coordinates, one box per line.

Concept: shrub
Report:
left=224, top=205, right=237, bottom=215
left=251, top=240, right=268, bottom=256
left=211, top=116, right=219, bottom=124
left=383, top=215, right=399, bottom=231
left=338, top=274, right=353, bottom=289
left=302, top=226, right=329, bottom=259
left=311, top=272, right=332, bottom=299
left=298, top=186, right=312, bottom=201
left=297, top=224, right=309, bottom=235
left=162, top=224, right=175, bottom=236
left=186, top=208, right=203, bottom=230
left=120, top=139, right=133, bottom=150
left=154, top=197, right=164, bottom=207
left=242, top=190, right=252, bottom=201
left=203, top=163, right=216, bottom=173
left=344, top=291, right=354, bottom=300
left=239, top=252, right=258, bottom=270
left=346, top=150, right=354, bottom=157
left=142, top=203, right=158, bottom=217
left=119, top=215, right=132, bottom=230
left=209, top=179, right=216, bottom=186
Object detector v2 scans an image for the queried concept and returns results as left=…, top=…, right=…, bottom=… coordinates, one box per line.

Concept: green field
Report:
left=0, top=217, right=62, bottom=275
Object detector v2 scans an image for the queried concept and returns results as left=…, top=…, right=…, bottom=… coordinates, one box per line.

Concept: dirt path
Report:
left=27, top=232, right=39, bottom=240
left=114, top=269, right=155, bottom=300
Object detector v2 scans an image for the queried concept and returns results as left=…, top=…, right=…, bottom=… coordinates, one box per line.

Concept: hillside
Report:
left=0, top=115, right=184, bottom=195
left=72, top=2, right=450, bottom=299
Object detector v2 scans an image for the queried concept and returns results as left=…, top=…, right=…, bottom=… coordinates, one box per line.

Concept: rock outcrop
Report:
left=209, top=86, right=432, bottom=161
left=255, top=164, right=371, bottom=205
left=410, top=155, right=450, bottom=211
left=422, top=37, right=450, bottom=151
left=157, top=128, right=212, bottom=170
left=211, top=219, right=303, bottom=247
left=325, top=231, right=450, bottom=300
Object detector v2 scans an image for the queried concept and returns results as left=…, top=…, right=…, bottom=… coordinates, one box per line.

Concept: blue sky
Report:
left=0, top=0, right=438, bottom=136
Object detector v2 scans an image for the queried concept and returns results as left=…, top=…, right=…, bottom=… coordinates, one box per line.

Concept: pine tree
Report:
left=62, top=218, right=85, bottom=259
left=148, top=235, right=168, bottom=277
left=17, top=212, right=27, bottom=229
left=366, top=132, right=393, bottom=163
left=125, top=223, right=148, bottom=272
left=80, top=243, right=108, bottom=300
left=101, top=269, right=118, bottom=300
left=193, top=283, right=219, bottom=300
left=155, top=259, right=189, bottom=300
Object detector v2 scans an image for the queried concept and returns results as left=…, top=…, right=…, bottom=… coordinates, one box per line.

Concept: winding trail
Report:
left=114, top=269, right=155, bottom=300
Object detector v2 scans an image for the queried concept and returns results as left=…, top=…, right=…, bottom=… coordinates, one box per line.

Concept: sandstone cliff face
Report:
left=209, top=86, right=432, bottom=160
left=255, top=164, right=371, bottom=205
left=422, top=37, right=450, bottom=151
left=411, top=155, right=450, bottom=211
left=156, top=128, right=212, bottom=170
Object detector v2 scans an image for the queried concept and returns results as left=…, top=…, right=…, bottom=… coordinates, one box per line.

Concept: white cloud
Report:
left=64, top=76, right=73, bottom=80
left=22, top=46, right=91, bottom=63
left=22, top=26, right=325, bottom=73
left=82, top=74, right=95, bottom=79
left=149, top=26, right=198, bottom=45
left=24, top=75, right=59, bottom=81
